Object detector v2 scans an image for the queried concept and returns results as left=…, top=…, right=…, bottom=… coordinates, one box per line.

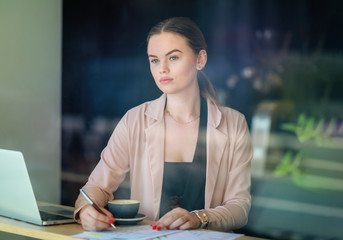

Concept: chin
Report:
left=157, top=85, right=172, bottom=94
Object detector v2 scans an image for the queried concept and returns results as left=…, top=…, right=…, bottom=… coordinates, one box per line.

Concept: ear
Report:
left=196, top=50, right=207, bottom=70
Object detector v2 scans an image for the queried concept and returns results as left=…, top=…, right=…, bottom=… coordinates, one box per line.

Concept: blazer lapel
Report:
left=144, top=94, right=166, bottom=219
left=205, top=100, right=228, bottom=209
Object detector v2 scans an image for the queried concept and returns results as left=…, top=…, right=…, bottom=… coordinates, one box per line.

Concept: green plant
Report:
left=281, top=113, right=335, bottom=146
left=274, top=150, right=303, bottom=180
left=273, top=114, right=342, bottom=191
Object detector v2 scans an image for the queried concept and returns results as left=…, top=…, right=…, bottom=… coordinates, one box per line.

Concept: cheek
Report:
left=177, top=63, right=197, bottom=78
left=150, top=66, right=160, bottom=83
left=176, top=58, right=197, bottom=74
left=149, top=65, right=157, bottom=77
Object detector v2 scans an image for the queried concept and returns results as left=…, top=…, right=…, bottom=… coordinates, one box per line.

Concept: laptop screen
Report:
left=0, top=149, right=43, bottom=225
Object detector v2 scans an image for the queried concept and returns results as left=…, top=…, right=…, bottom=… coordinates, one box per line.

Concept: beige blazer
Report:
left=75, top=94, right=252, bottom=231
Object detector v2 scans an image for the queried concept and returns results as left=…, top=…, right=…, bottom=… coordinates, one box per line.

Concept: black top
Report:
left=159, top=97, right=207, bottom=217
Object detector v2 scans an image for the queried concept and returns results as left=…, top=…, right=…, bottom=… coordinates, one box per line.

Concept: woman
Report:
left=74, top=17, right=253, bottom=232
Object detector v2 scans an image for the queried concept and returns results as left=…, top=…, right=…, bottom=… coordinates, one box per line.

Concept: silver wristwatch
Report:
left=191, top=210, right=209, bottom=229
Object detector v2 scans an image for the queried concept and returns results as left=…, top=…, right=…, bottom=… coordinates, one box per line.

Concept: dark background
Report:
left=62, top=1, right=343, bottom=239
left=62, top=0, right=343, bottom=119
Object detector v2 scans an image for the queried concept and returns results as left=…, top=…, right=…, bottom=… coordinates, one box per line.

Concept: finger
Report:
left=178, top=219, right=194, bottom=230
left=83, top=211, right=112, bottom=231
left=177, top=213, right=200, bottom=230
left=156, top=208, right=189, bottom=229
left=82, top=221, right=107, bottom=232
left=81, top=216, right=107, bottom=231
left=99, top=207, right=115, bottom=220
left=150, top=221, right=158, bottom=229
left=80, top=205, right=115, bottom=231
left=99, top=206, right=112, bottom=217
left=155, top=209, right=179, bottom=228
left=88, top=207, right=114, bottom=223
left=167, top=210, right=200, bottom=230
left=167, top=214, right=190, bottom=229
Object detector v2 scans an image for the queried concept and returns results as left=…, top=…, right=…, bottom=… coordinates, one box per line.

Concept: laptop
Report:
left=0, top=148, right=75, bottom=225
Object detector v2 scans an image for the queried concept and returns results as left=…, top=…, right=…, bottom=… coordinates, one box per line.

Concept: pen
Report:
left=80, top=189, right=116, bottom=229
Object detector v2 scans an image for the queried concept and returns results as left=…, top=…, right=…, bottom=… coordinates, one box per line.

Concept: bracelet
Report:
left=191, top=210, right=209, bottom=229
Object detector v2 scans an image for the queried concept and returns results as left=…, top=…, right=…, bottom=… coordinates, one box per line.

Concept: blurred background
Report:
left=61, top=0, right=343, bottom=239
left=1, top=0, right=341, bottom=239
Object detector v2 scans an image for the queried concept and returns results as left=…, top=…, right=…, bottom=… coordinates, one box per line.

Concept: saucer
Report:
left=115, top=213, right=146, bottom=225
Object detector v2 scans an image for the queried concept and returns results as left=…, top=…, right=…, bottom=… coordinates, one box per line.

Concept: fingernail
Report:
left=177, top=227, right=180, bottom=230
left=109, top=219, right=114, bottom=224
left=152, top=225, right=157, bottom=230
left=157, top=226, right=161, bottom=231
left=166, top=226, right=170, bottom=230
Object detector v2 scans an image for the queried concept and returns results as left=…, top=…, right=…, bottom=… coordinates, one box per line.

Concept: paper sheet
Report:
left=163, top=230, right=243, bottom=240
left=72, top=225, right=179, bottom=240
left=71, top=225, right=243, bottom=240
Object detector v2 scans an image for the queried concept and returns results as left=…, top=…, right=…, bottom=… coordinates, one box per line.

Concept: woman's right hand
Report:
left=79, top=204, right=115, bottom=231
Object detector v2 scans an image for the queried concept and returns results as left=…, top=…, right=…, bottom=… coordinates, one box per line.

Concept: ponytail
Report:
left=198, top=70, right=222, bottom=106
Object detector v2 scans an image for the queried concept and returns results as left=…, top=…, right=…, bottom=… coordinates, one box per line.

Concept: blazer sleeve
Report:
left=74, top=115, right=131, bottom=221
left=206, top=113, right=253, bottom=231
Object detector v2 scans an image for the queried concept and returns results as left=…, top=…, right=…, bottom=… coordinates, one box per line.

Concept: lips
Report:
left=159, top=77, right=173, bottom=84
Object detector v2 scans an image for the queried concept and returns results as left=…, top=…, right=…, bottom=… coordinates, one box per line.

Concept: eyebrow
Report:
left=148, top=49, right=182, bottom=58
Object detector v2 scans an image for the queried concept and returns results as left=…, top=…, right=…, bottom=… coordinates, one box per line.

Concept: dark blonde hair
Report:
left=147, top=17, right=219, bottom=104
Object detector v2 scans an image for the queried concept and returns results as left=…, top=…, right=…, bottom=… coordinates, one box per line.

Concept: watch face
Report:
left=198, top=211, right=208, bottom=228
left=200, top=211, right=208, bottom=221
left=192, top=210, right=208, bottom=228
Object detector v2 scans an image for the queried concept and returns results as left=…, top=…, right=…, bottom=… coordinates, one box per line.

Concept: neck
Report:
left=165, top=88, right=201, bottom=122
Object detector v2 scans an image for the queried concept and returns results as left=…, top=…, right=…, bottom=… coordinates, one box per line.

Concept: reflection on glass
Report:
left=61, top=1, right=343, bottom=239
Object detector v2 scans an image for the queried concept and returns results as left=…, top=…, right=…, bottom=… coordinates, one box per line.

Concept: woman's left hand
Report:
left=152, top=207, right=201, bottom=230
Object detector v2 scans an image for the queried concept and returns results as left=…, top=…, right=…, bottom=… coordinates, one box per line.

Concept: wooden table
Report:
left=0, top=216, right=268, bottom=240
left=0, top=203, right=267, bottom=240
left=0, top=215, right=82, bottom=240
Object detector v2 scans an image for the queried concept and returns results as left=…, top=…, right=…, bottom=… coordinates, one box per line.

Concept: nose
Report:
left=159, top=60, right=169, bottom=74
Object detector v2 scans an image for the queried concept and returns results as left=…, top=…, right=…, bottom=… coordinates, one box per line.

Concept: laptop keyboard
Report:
left=39, top=211, right=73, bottom=221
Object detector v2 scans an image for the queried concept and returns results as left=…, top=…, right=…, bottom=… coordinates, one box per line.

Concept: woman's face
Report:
left=147, top=32, right=201, bottom=95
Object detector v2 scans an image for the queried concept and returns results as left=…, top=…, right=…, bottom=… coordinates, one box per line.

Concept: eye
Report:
left=169, top=56, right=179, bottom=61
left=150, top=59, right=159, bottom=64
